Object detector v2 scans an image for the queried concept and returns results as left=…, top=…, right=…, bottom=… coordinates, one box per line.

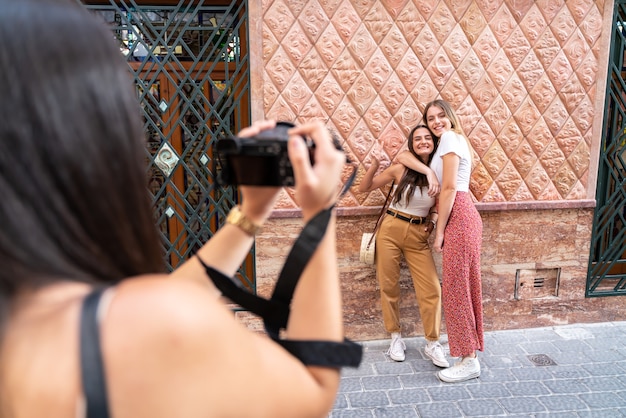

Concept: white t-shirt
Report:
left=430, top=131, right=471, bottom=192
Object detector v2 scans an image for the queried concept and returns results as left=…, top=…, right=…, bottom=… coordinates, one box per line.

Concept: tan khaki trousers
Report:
left=375, top=214, right=442, bottom=341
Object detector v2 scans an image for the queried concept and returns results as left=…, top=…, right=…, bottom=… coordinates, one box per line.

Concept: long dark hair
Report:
left=0, top=0, right=165, bottom=320
left=392, top=125, right=437, bottom=206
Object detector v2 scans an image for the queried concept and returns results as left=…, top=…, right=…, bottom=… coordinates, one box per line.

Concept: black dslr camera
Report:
left=216, top=121, right=343, bottom=187
left=215, top=121, right=305, bottom=186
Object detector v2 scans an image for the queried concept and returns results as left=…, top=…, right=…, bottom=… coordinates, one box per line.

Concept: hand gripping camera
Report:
left=216, top=121, right=343, bottom=187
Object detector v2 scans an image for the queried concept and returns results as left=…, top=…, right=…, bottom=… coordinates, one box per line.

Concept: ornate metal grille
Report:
left=82, top=1, right=253, bottom=288
left=587, top=0, right=626, bottom=296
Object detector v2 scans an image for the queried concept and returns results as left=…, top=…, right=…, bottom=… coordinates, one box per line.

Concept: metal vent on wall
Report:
left=515, top=268, right=561, bottom=300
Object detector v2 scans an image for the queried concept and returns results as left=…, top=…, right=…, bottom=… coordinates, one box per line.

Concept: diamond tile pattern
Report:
left=262, top=0, right=605, bottom=207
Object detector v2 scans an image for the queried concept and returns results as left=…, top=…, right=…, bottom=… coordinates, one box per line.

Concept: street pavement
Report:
left=330, top=321, right=626, bottom=417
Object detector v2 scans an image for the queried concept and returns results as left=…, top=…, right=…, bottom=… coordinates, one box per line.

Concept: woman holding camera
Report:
left=0, top=1, right=354, bottom=417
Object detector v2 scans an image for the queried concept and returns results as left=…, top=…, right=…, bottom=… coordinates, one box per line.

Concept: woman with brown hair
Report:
left=0, top=0, right=358, bottom=416
left=359, top=125, right=448, bottom=368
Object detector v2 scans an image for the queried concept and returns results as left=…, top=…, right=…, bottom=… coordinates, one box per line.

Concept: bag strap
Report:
left=80, top=287, right=111, bottom=418
left=367, top=180, right=395, bottom=248
left=198, top=209, right=332, bottom=337
left=199, top=165, right=362, bottom=368
left=201, top=260, right=362, bottom=368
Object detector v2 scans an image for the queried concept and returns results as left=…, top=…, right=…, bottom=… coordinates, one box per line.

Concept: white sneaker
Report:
left=424, top=341, right=449, bottom=368
left=437, top=357, right=480, bottom=382
left=386, top=334, right=406, bottom=362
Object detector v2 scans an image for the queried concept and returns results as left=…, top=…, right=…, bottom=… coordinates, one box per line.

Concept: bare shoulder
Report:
left=100, top=275, right=241, bottom=379
left=100, top=276, right=280, bottom=415
left=100, top=275, right=336, bottom=417
left=104, top=275, right=234, bottom=343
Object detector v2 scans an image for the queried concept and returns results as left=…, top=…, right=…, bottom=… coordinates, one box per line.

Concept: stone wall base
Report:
left=239, top=208, right=626, bottom=341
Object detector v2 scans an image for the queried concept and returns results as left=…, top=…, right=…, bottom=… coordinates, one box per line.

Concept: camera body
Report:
left=215, top=121, right=313, bottom=187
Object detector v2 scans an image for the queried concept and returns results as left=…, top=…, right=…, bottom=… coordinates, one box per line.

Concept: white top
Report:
left=388, top=185, right=434, bottom=217
left=430, top=131, right=472, bottom=192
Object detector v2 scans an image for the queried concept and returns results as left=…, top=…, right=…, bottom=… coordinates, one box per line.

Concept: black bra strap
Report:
left=80, top=287, right=111, bottom=418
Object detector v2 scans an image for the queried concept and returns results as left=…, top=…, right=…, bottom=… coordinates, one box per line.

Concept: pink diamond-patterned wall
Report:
left=260, top=0, right=606, bottom=209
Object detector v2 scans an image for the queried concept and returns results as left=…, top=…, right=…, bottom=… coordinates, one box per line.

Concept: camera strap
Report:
left=199, top=165, right=362, bottom=368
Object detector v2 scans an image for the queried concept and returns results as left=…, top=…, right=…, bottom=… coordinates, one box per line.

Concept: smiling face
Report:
left=410, top=126, right=435, bottom=163
left=425, top=104, right=452, bottom=138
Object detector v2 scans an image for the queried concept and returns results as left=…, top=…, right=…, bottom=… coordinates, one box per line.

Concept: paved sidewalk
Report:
left=330, top=321, right=626, bottom=417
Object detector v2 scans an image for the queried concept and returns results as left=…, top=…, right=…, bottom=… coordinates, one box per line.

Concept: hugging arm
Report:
left=396, top=150, right=440, bottom=197
left=432, top=153, right=459, bottom=252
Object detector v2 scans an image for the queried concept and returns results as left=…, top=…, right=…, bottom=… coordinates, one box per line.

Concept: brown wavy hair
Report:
left=392, top=125, right=437, bottom=206
left=0, top=0, right=166, bottom=330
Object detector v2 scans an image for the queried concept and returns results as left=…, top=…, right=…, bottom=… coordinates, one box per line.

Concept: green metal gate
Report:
left=82, top=1, right=253, bottom=287
left=587, top=0, right=626, bottom=296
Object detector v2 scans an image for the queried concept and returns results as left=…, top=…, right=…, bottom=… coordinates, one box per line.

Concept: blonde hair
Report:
left=423, top=99, right=464, bottom=136
left=423, top=99, right=474, bottom=167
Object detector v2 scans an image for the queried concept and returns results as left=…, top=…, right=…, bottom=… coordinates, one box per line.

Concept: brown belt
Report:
left=386, top=209, right=427, bottom=224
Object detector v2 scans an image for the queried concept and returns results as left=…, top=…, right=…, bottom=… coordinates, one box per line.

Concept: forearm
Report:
left=436, top=188, right=456, bottom=232
left=169, top=224, right=255, bottom=296
left=170, top=200, right=273, bottom=291
left=287, top=214, right=342, bottom=341
left=396, top=151, right=430, bottom=174
left=429, top=202, right=438, bottom=224
left=358, top=164, right=378, bottom=192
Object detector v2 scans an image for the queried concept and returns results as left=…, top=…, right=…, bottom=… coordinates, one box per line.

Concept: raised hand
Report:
left=288, top=121, right=346, bottom=221
left=237, top=120, right=283, bottom=223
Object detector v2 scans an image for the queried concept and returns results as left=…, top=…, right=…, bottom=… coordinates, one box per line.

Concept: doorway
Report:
left=82, top=0, right=254, bottom=289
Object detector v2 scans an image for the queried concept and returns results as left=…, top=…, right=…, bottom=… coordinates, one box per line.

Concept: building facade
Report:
left=250, top=0, right=626, bottom=341
left=83, top=0, right=626, bottom=341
